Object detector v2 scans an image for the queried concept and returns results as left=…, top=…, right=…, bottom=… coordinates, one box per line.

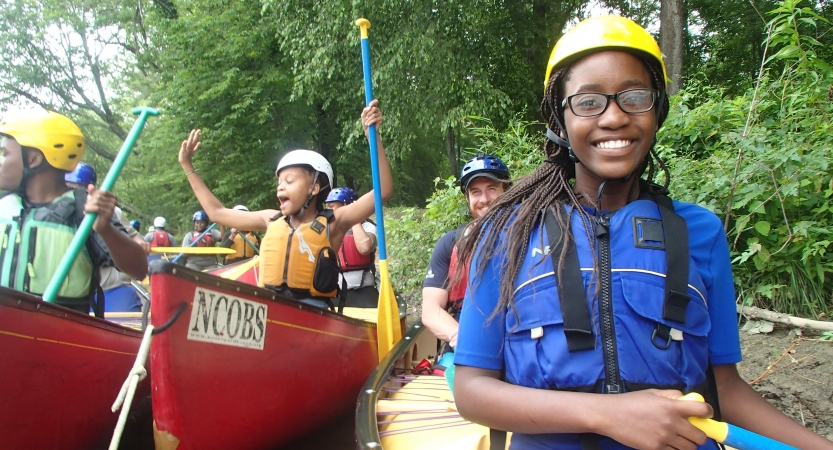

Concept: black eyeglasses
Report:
left=562, top=88, right=658, bottom=117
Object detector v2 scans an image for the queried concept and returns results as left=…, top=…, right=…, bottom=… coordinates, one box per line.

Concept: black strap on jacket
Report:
left=645, top=193, right=692, bottom=349
left=543, top=206, right=595, bottom=351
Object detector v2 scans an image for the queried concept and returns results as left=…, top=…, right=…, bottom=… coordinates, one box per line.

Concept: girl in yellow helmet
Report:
left=452, top=16, right=831, bottom=450
left=178, top=100, right=392, bottom=309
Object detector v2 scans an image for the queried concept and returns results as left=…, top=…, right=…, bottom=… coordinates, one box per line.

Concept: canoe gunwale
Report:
left=356, top=319, right=427, bottom=449
left=149, top=259, right=376, bottom=329
left=0, top=286, right=144, bottom=337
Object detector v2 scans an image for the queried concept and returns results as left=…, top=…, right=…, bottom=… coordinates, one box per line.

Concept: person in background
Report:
left=145, top=216, right=175, bottom=247
left=325, top=187, right=378, bottom=309
left=220, top=204, right=261, bottom=265
left=145, top=216, right=176, bottom=263
left=421, top=154, right=510, bottom=371
left=181, top=210, right=222, bottom=271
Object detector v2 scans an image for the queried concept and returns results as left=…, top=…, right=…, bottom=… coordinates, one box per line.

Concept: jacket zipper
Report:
left=596, top=214, right=622, bottom=394
left=281, top=226, right=295, bottom=285
left=23, top=226, right=37, bottom=293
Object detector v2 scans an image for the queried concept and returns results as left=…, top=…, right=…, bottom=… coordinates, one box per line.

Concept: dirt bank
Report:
left=738, top=328, right=833, bottom=439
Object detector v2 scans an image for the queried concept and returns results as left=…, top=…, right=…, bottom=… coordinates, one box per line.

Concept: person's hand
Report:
left=230, top=228, right=239, bottom=237
left=133, top=235, right=151, bottom=255
left=448, top=331, right=458, bottom=348
left=179, top=129, right=202, bottom=170
left=598, top=390, right=711, bottom=450
left=361, top=99, right=383, bottom=138
left=85, top=185, right=118, bottom=234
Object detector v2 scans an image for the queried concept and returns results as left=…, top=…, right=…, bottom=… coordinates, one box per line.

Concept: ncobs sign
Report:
left=187, top=287, right=268, bottom=350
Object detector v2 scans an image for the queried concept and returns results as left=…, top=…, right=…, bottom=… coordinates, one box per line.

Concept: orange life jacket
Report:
left=230, top=232, right=258, bottom=259
left=259, top=211, right=339, bottom=298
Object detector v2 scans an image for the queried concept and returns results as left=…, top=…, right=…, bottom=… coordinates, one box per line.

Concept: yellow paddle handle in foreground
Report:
left=681, top=393, right=797, bottom=450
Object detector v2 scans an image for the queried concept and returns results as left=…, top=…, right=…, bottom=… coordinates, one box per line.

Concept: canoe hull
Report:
left=0, top=288, right=146, bottom=450
left=149, top=261, right=380, bottom=450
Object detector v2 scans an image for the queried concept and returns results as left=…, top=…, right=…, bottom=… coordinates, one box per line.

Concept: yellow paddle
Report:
left=356, top=18, right=402, bottom=360
left=150, top=247, right=235, bottom=255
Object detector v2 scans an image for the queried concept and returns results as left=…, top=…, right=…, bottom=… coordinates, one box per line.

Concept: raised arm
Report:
left=178, top=129, right=277, bottom=232
left=332, top=100, right=393, bottom=235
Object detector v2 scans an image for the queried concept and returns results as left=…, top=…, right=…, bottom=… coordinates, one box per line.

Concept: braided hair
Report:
left=453, top=51, right=673, bottom=322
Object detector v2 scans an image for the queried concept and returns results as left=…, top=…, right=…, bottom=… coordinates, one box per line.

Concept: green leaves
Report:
left=659, top=1, right=833, bottom=318
left=755, top=221, right=771, bottom=236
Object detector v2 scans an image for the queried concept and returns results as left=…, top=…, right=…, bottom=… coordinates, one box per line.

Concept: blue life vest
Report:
left=505, top=196, right=711, bottom=397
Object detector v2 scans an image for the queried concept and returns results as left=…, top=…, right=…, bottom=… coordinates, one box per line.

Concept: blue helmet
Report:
left=325, top=187, right=359, bottom=205
left=193, top=210, right=209, bottom=222
left=65, top=161, right=97, bottom=186
left=459, top=154, right=510, bottom=192
left=130, top=220, right=140, bottom=230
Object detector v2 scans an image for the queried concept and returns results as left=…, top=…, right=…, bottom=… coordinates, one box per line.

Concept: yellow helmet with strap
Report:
left=544, top=15, right=668, bottom=93
left=0, top=110, right=85, bottom=171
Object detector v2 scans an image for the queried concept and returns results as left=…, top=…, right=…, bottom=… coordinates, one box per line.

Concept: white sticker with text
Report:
left=187, top=287, right=268, bottom=350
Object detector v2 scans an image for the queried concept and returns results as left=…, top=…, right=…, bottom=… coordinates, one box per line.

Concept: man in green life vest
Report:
left=0, top=110, right=148, bottom=315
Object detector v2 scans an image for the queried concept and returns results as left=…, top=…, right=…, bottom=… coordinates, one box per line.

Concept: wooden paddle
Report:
left=681, top=393, right=797, bottom=449
left=42, top=107, right=159, bottom=305
left=356, top=18, right=402, bottom=360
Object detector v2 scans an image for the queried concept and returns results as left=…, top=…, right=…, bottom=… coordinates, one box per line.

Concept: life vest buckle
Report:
left=651, top=325, right=673, bottom=350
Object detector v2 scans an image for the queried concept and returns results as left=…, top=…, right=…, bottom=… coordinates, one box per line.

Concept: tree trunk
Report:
left=660, top=0, right=686, bottom=95
left=445, top=126, right=457, bottom=176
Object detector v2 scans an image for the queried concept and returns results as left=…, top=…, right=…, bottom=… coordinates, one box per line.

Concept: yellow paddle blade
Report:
left=150, top=247, right=236, bottom=255
left=376, top=260, right=402, bottom=361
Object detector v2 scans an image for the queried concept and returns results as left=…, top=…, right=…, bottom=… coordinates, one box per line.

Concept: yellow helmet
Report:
left=544, top=15, right=668, bottom=93
left=0, top=110, right=85, bottom=171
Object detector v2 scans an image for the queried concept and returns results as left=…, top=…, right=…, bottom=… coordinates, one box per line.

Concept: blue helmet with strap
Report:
left=459, top=154, right=510, bottom=192
left=130, top=220, right=140, bottom=230
left=65, top=161, right=97, bottom=186
left=193, top=210, right=209, bottom=222
left=325, top=187, right=359, bottom=205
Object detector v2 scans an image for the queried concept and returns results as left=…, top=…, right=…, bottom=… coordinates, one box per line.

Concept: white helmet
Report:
left=153, top=216, right=167, bottom=228
left=232, top=204, right=249, bottom=212
left=275, top=150, right=333, bottom=190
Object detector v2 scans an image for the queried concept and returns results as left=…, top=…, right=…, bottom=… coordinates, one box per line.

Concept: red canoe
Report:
left=0, top=287, right=148, bottom=450
left=149, top=260, right=386, bottom=450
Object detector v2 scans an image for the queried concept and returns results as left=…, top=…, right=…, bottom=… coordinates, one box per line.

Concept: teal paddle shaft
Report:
left=239, top=231, right=260, bottom=255
left=42, top=107, right=159, bottom=304
left=172, top=222, right=217, bottom=263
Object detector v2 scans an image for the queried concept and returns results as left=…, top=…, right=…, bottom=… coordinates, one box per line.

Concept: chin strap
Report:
left=546, top=127, right=581, bottom=164
left=297, top=170, right=320, bottom=220
left=16, top=147, right=49, bottom=198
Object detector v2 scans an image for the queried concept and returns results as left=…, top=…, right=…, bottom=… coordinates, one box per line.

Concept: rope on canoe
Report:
left=108, top=323, right=153, bottom=450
